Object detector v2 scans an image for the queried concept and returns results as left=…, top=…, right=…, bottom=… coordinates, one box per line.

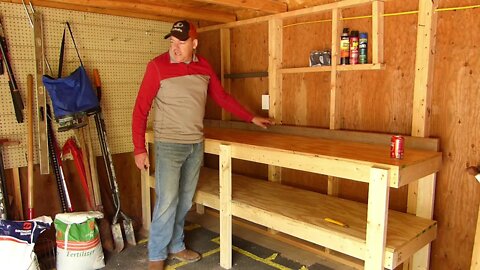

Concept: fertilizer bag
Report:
left=55, top=211, right=105, bottom=270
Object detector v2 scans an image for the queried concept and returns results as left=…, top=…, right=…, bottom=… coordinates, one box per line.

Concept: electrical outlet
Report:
left=262, top=95, right=269, bottom=110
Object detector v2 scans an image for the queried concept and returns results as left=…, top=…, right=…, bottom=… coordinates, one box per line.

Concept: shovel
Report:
left=94, top=110, right=136, bottom=251
left=92, top=69, right=135, bottom=251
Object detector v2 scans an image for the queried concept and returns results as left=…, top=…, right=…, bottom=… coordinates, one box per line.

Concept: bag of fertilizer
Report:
left=0, top=216, right=52, bottom=270
left=55, top=211, right=105, bottom=270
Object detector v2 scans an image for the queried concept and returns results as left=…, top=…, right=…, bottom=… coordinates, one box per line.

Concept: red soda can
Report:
left=390, top=135, right=404, bottom=159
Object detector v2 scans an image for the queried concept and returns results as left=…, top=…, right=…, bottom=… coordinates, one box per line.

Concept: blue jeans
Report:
left=148, top=141, right=204, bottom=261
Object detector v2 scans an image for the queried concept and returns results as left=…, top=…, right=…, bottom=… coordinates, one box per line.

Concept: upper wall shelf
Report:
left=281, top=63, right=385, bottom=74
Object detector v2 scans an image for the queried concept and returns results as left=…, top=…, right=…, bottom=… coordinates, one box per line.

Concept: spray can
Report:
left=349, top=30, right=359, bottom=65
left=359, top=32, right=368, bottom=64
left=340, top=28, right=350, bottom=65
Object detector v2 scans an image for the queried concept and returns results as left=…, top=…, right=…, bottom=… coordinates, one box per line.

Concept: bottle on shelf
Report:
left=340, top=28, right=350, bottom=65
left=359, top=32, right=368, bottom=64
left=349, top=30, right=359, bottom=65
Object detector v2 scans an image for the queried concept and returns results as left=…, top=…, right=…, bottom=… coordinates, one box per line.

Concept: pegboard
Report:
left=0, top=2, right=171, bottom=169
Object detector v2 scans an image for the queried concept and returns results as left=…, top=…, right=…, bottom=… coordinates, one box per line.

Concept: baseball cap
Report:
left=164, top=20, right=197, bottom=41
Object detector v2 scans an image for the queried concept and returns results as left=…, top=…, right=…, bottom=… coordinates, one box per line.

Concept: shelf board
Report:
left=280, top=63, right=385, bottom=74
left=194, top=167, right=437, bottom=270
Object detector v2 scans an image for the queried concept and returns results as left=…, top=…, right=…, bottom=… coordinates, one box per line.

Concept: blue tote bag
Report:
left=42, top=22, right=99, bottom=128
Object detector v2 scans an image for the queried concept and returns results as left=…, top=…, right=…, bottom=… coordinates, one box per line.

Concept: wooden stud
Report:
left=407, top=0, right=439, bottom=269
left=268, top=18, right=283, bottom=184
left=220, top=28, right=232, bottom=121
left=372, top=1, right=384, bottom=64
left=219, top=144, right=232, bottom=269
left=365, top=167, right=390, bottom=270
left=328, top=8, right=341, bottom=197
left=329, top=8, right=341, bottom=130
left=411, top=0, right=438, bottom=138
left=268, top=17, right=283, bottom=123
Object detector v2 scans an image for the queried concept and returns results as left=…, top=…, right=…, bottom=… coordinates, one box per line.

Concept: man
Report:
left=132, top=20, right=272, bottom=270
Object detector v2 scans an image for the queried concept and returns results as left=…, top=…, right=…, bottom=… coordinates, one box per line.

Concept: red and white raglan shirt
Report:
left=132, top=52, right=254, bottom=155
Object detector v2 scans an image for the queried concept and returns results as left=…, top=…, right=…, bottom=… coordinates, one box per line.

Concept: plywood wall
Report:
left=199, top=0, right=480, bottom=269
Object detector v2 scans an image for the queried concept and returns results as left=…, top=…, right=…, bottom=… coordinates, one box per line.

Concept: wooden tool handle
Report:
left=27, top=74, right=34, bottom=218
left=93, top=68, right=101, bottom=88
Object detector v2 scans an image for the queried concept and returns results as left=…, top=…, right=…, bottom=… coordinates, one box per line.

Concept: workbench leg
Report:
left=365, top=167, right=390, bottom=270
left=219, top=144, right=232, bottom=269
left=141, top=166, right=151, bottom=232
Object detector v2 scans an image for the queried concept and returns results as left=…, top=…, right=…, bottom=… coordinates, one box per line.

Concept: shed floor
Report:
left=103, top=210, right=358, bottom=270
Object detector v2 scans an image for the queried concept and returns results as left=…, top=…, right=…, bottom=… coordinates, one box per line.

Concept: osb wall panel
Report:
left=200, top=23, right=270, bottom=179
left=430, top=1, right=480, bottom=269
left=198, top=30, right=222, bottom=120
left=203, top=0, right=479, bottom=269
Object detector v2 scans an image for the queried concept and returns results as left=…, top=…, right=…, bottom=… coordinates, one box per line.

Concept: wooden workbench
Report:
left=141, top=125, right=441, bottom=269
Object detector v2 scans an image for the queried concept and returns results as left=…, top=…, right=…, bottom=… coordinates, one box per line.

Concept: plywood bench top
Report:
left=204, top=127, right=442, bottom=188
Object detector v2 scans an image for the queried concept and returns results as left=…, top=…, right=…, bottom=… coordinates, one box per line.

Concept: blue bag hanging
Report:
left=42, top=22, right=99, bottom=131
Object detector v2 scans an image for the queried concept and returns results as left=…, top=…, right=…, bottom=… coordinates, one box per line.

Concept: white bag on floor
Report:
left=55, top=211, right=105, bottom=270
left=0, top=216, right=52, bottom=270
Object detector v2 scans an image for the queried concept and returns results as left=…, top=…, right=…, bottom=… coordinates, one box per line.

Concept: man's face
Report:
left=169, top=36, right=198, bottom=63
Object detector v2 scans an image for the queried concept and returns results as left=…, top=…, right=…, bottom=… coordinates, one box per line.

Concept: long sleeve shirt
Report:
left=132, top=52, right=254, bottom=155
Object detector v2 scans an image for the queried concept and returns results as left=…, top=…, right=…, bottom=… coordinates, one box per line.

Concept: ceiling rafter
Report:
left=193, top=0, right=287, bottom=13
left=3, top=0, right=237, bottom=23
left=2, top=0, right=180, bottom=22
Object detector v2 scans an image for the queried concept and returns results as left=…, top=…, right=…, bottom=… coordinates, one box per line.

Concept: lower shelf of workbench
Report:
left=191, top=167, right=437, bottom=270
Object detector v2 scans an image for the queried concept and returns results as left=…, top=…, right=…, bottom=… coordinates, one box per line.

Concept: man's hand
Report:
left=251, top=117, right=274, bottom=129
left=134, top=152, right=150, bottom=170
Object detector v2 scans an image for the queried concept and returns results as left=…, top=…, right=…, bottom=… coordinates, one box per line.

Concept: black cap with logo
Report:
left=164, top=20, right=198, bottom=41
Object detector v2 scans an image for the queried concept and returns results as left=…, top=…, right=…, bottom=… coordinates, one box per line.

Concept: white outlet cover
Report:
left=262, top=95, right=269, bottom=110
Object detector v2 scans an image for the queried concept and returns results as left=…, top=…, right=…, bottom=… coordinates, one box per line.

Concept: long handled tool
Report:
left=46, top=106, right=73, bottom=213
left=82, top=121, right=115, bottom=252
left=93, top=70, right=136, bottom=251
left=0, top=140, right=10, bottom=220
left=0, top=17, right=24, bottom=123
left=62, top=138, right=94, bottom=210
left=0, top=139, right=20, bottom=220
left=26, top=74, right=34, bottom=219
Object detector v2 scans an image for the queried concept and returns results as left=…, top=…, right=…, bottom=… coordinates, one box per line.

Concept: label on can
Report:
left=390, top=135, right=404, bottom=159
left=359, top=32, right=368, bottom=64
